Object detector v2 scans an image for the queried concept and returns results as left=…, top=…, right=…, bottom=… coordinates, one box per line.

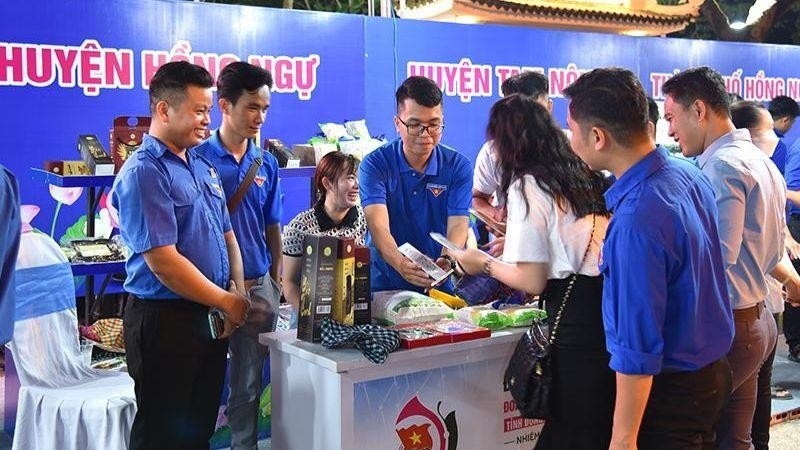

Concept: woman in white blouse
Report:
left=454, top=95, right=613, bottom=449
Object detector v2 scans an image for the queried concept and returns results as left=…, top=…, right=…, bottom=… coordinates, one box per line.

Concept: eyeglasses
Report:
left=396, top=116, right=445, bottom=136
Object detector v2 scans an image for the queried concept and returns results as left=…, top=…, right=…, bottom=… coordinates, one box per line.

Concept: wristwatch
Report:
left=440, top=254, right=457, bottom=271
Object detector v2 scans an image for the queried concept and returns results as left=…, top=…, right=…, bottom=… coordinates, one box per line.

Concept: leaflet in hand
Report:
left=429, top=232, right=463, bottom=253
left=398, top=242, right=453, bottom=287
left=469, top=208, right=506, bottom=236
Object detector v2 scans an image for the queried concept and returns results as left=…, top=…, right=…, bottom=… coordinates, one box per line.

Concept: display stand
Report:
left=30, top=168, right=121, bottom=324
left=260, top=328, right=543, bottom=450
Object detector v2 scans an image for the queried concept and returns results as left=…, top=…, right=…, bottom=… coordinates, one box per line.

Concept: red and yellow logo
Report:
left=395, top=396, right=458, bottom=450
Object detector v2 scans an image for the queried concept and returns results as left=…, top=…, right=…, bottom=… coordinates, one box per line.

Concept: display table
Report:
left=260, top=328, right=543, bottom=450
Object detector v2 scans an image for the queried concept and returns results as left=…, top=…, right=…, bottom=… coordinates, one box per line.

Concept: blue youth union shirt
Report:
left=359, top=138, right=472, bottom=293
left=195, top=130, right=282, bottom=279
left=601, top=147, right=734, bottom=375
left=111, top=134, right=232, bottom=299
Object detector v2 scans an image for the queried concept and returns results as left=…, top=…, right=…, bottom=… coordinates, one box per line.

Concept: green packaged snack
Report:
left=506, top=307, right=547, bottom=327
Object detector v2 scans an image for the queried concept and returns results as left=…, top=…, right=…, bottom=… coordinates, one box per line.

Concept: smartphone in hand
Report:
left=208, top=309, right=225, bottom=339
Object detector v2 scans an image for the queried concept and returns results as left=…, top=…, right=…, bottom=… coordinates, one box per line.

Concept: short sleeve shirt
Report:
left=282, top=203, right=367, bottom=257
left=503, top=175, right=608, bottom=279
left=359, top=139, right=473, bottom=292
left=194, top=130, right=283, bottom=279
left=111, top=134, right=232, bottom=299
left=473, top=140, right=503, bottom=205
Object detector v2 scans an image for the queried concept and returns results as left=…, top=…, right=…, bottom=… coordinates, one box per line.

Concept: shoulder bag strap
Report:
left=548, top=214, right=597, bottom=345
left=226, top=150, right=263, bottom=213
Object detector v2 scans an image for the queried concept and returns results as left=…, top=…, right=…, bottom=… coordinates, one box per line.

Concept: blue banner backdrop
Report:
left=2, top=0, right=800, bottom=235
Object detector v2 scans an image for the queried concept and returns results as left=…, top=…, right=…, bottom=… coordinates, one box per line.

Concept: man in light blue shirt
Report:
left=664, top=66, right=800, bottom=450
left=565, top=67, right=734, bottom=449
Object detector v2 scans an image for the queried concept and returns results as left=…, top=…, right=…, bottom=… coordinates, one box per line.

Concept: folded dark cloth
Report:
left=321, top=318, right=400, bottom=364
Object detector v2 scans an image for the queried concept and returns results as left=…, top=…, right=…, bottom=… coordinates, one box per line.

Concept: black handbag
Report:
left=503, top=215, right=596, bottom=419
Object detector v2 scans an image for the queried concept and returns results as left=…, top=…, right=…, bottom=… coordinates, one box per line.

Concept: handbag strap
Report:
left=227, top=150, right=263, bottom=213
left=548, top=214, right=597, bottom=345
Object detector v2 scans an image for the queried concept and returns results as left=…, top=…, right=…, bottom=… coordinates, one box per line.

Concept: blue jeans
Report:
left=226, top=276, right=280, bottom=450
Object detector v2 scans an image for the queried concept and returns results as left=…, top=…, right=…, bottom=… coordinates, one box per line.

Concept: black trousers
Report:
left=638, top=357, right=732, bottom=450
left=783, top=215, right=800, bottom=349
left=124, top=296, right=229, bottom=450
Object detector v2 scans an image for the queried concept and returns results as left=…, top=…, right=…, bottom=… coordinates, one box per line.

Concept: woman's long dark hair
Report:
left=488, top=94, right=608, bottom=219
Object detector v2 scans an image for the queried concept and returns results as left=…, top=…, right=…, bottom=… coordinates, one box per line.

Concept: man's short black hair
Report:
left=731, top=101, right=767, bottom=130
left=217, top=62, right=274, bottom=105
left=513, top=71, right=548, bottom=99
left=149, top=61, right=213, bottom=114
left=662, top=66, right=730, bottom=117
left=647, top=97, right=660, bottom=127
left=769, top=95, right=800, bottom=120
left=563, top=67, right=649, bottom=146
left=396, top=76, right=442, bottom=111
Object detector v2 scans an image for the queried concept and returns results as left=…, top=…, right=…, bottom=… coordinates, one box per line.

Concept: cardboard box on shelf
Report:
left=77, top=135, right=115, bottom=175
left=44, top=160, right=91, bottom=176
left=109, top=116, right=150, bottom=173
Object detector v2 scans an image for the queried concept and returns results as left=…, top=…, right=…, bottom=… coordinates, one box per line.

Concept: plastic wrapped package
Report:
left=372, top=290, right=453, bottom=326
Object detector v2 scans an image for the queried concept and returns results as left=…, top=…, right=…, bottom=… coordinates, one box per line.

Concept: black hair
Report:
left=396, top=76, right=442, bottom=111
left=562, top=67, right=649, bottom=146
left=149, top=61, right=213, bottom=114
left=513, top=71, right=548, bottom=99
left=488, top=94, right=607, bottom=219
left=731, top=101, right=767, bottom=130
left=217, top=61, right=274, bottom=105
left=769, top=95, right=800, bottom=120
left=662, top=66, right=730, bottom=117
left=500, top=75, right=519, bottom=97
left=647, top=97, right=660, bottom=127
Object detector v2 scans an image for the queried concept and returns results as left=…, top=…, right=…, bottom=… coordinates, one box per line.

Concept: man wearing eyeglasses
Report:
left=359, top=76, right=472, bottom=293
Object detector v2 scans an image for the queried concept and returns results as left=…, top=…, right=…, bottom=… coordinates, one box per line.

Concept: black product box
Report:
left=78, top=134, right=115, bottom=175
left=332, top=238, right=355, bottom=325
left=353, top=246, right=372, bottom=325
left=297, top=235, right=338, bottom=342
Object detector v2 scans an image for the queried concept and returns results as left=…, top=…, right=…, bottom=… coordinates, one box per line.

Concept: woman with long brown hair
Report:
left=453, top=94, right=614, bottom=449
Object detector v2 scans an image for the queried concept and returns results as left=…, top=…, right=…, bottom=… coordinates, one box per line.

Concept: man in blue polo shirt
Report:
left=195, top=61, right=283, bottom=450
left=564, top=67, right=734, bottom=449
left=0, top=164, right=20, bottom=346
left=112, top=61, right=250, bottom=450
left=768, top=95, right=799, bottom=174
left=359, top=76, right=472, bottom=292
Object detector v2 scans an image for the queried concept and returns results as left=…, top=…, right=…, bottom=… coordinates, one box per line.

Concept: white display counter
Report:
left=260, top=328, right=543, bottom=450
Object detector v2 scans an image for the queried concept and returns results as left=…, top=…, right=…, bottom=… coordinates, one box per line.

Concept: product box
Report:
left=427, top=318, right=491, bottom=343
left=392, top=323, right=450, bottom=349
left=296, top=235, right=338, bottom=342
left=44, top=160, right=91, bottom=176
left=109, top=116, right=150, bottom=173
left=77, top=135, right=115, bottom=175
left=353, top=246, right=372, bottom=325
left=332, top=238, right=355, bottom=325
left=291, top=144, right=316, bottom=166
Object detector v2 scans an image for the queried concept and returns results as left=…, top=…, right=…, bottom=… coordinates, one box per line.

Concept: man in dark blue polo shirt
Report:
left=195, top=61, right=283, bottom=450
left=111, top=61, right=250, bottom=450
left=359, top=76, right=472, bottom=293
left=0, top=164, right=20, bottom=346
left=564, top=67, right=734, bottom=449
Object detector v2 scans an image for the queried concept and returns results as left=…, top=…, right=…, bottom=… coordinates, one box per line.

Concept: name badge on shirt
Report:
left=426, top=183, right=447, bottom=197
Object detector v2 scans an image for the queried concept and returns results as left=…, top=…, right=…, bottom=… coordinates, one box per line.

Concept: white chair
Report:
left=6, top=232, right=136, bottom=450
